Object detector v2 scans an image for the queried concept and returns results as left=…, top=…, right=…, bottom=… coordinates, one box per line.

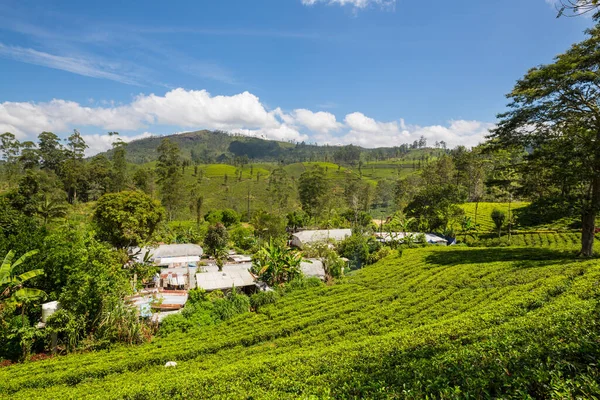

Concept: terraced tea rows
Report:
left=2, top=245, right=599, bottom=399
left=460, top=202, right=529, bottom=231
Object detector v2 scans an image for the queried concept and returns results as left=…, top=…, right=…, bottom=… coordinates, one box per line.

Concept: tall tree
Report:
left=156, top=139, right=183, bottom=220
left=490, top=22, right=600, bottom=256
left=0, top=132, right=21, bottom=182
left=37, top=132, right=65, bottom=173
left=18, top=141, right=39, bottom=170
left=298, top=166, right=329, bottom=219
left=110, top=138, right=128, bottom=192
left=62, top=130, right=88, bottom=203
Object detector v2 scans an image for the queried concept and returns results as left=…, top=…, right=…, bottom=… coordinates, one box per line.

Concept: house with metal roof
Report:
left=374, top=232, right=447, bottom=245
left=195, top=263, right=256, bottom=293
left=290, top=229, right=352, bottom=248
left=300, top=259, right=326, bottom=280
left=133, top=244, right=204, bottom=267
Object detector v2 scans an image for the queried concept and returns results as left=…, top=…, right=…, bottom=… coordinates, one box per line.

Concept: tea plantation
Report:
left=2, top=241, right=600, bottom=399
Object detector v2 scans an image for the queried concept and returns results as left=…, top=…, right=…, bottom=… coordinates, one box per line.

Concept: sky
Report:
left=0, top=0, right=594, bottom=155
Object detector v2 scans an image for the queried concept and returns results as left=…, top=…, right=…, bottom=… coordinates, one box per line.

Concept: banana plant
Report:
left=0, top=250, right=46, bottom=305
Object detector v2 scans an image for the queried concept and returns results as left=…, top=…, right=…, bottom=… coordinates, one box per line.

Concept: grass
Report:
left=3, top=243, right=600, bottom=399
left=460, top=202, right=530, bottom=232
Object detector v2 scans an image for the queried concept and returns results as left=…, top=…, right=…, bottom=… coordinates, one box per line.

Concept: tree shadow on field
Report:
left=425, top=247, right=580, bottom=267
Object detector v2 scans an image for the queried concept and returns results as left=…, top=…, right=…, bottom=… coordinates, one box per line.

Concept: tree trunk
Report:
left=581, top=175, right=600, bottom=257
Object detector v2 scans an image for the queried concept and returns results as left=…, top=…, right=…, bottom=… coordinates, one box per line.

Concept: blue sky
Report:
left=0, top=0, right=593, bottom=154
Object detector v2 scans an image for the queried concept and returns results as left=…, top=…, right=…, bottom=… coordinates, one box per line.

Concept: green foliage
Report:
left=337, top=233, right=370, bottom=269
left=298, top=165, right=329, bottom=218
left=252, top=241, right=303, bottom=286
left=252, top=210, right=286, bottom=242
left=160, top=290, right=250, bottom=337
left=405, top=184, right=465, bottom=233
left=2, top=245, right=600, bottom=398
left=229, top=225, right=255, bottom=251
left=249, top=290, right=279, bottom=311
left=489, top=22, right=600, bottom=256
left=0, top=250, right=46, bottom=306
left=93, top=191, right=165, bottom=249
left=220, top=209, right=241, bottom=227
left=203, top=223, right=229, bottom=259
left=302, top=241, right=346, bottom=279
left=367, top=246, right=393, bottom=265
left=460, top=202, right=529, bottom=232
left=491, top=209, right=506, bottom=237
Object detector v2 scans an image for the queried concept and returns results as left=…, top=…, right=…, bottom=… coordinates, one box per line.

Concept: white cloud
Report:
left=0, top=43, right=141, bottom=85
left=0, top=88, right=493, bottom=156
left=330, top=113, right=493, bottom=148
left=301, top=0, right=396, bottom=10
left=292, top=109, right=342, bottom=134
left=82, top=132, right=156, bottom=156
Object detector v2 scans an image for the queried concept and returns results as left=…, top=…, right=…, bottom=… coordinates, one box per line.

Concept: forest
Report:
left=2, top=4, right=600, bottom=399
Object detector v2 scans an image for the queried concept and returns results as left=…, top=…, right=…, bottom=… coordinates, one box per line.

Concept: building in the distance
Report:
left=290, top=229, right=352, bottom=249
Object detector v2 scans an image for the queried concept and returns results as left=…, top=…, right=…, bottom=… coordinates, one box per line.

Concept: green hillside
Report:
left=460, top=202, right=530, bottom=231
left=3, top=243, right=600, bottom=399
left=101, top=129, right=442, bottom=165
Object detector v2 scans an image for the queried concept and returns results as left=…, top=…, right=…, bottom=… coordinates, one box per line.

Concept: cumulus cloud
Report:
left=332, top=113, right=493, bottom=148
left=0, top=88, right=493, bottom=156
left=301, top=0, right=396, bottom=10
left=292, top=109, right=342, bottom=134
left=82, top=132, right=156, bottom=156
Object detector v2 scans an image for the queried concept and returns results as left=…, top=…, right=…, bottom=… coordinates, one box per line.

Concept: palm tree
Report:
left=36, top=196, right=67, bottom=225
left=0, top=250, right=46, bottom=306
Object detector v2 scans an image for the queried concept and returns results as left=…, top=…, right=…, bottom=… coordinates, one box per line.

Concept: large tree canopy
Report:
left=490, top=22, right=600, bottom=256
left=93, top=191, right=165, bottom=249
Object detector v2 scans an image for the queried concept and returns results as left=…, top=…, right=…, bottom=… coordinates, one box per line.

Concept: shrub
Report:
left=337, top=233, right=370, bottom=269
left=250, top=291, right=280, bottom=311
left=221, top=209, right=241, bottom=227
left=229, top=225, right=255, bottom=251
left=367, top=246, right=392, bottom=264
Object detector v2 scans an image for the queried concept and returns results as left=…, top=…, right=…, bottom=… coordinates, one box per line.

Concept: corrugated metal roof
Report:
left=133, top=244, right=204, bottom=262
left=374, top=232, right=447, bottom=244
left=291, top=229, right=352, bottom=245
left=300, top=259, right=326, bottom=280
left=196, top=264, right=255, bottom=291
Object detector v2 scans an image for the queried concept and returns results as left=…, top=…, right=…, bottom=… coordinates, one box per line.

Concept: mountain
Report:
left=99, top=130, right=429, bottom=165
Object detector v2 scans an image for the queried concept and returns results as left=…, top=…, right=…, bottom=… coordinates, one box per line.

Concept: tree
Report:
left=0, top=249, right=46, bottom=360
left=38, top=132, right=65, bottom=173
left=62, top=130, right=88, bottom=203
left=298, top=166, right=329, bottom=219
left=195, top=196, right=204, bottom=225
left=0, top=250, right=46, bottom=306
left=491, top=210, right=506, bottom=238
left=204, top=223, right=229, bottom=271
left=221, top=209, right=241, bottom=227
left=268, top=167, right=293, bottom=214
left=132, top=167, right=156, bottom=197
left=156, top=139, right=184, bottom=220
left=110, top=139, right=128, bottom=192
left=252, top=210, right=287, bottom=242
left=251, top=241, right=302, bottom=286
left=18, top=141, right=39, bottom=170
left=0, top=132, right=21, bottom=182
left=405, top=184, right=464, bottom=234
left=489, top=22, right=600, bottom=256
left=36, top=195, right=67, bottom=225
left=555, top=1, right=599, bottom=17
left=93, top=191, right=165, bottom=249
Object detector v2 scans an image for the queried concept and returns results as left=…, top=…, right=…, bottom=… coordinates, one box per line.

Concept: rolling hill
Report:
left=2, top=242, right=599, bottom=399
left=100, top=129, right=442, bottom=165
